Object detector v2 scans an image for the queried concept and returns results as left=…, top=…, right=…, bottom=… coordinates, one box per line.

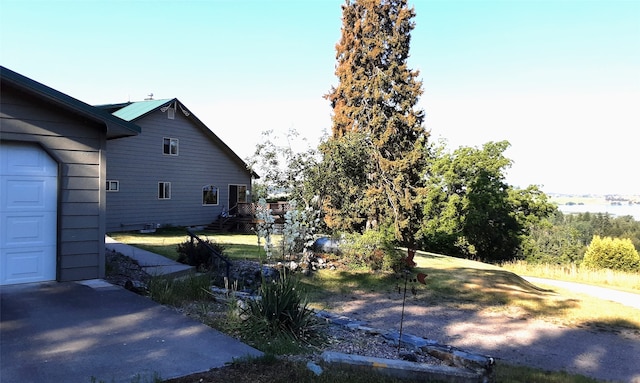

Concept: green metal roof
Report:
left=113, top=99, right=174, bottom=122
left=0, top=66, right=141, bottom=138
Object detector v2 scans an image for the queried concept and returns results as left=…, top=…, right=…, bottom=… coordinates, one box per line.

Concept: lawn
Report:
left=108, top=228, right=277, bottom=261
left=107, top=228, right=636, bottom=382
left=300, top=250, right=640, bottom=331
left=108, top=228, right=640, bottom=331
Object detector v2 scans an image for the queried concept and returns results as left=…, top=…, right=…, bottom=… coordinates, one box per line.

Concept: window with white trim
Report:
left=158, top=182, right=171, bottom=199
left=202, top=185, right=219, bottom=205
left=106, top=180, right=119, bottom=192
left=163, top=137, right=179, bottom=155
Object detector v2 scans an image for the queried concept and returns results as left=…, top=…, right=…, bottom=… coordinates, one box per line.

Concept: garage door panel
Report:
left=1, top=247, right=56, bottom=285
left=1, top=177, right=57, bottom=211
left=0, top=144, right=57, bottom=176
left=2, top=212, right=56, bottom=248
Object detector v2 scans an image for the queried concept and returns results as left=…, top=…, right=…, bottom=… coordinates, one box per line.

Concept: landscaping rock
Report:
left=306, top=361, right=323, bottom=376
left=321, top=351, right=487, bottom=383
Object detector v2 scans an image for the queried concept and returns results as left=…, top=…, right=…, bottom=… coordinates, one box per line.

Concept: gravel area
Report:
left=317, top=323, right=445, bottom=365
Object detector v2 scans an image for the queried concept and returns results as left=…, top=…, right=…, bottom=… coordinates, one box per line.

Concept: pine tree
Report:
left=323, top=0, right=429, bottom=249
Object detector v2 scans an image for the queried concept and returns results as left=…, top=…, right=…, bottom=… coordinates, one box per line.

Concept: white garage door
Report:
left=0, top=142, right=57, bottom=285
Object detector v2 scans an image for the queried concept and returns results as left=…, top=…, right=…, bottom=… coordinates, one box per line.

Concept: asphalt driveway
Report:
left=0, top=280, right=262, bottom=383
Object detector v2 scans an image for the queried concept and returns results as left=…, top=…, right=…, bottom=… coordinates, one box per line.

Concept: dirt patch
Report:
left=318, top=288, right=640, bottom=383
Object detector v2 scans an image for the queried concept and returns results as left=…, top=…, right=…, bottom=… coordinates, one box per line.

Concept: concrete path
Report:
left=0, top=280, right=262, bottom=383
left=106, top=236, right=193, bottom=278
left=523, top=276, right=640, bottom=310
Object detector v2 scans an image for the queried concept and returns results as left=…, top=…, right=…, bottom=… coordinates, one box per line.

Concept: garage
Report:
left=1, top=66, right=141, bottom=284
left=0, top=142, right=58, bottom=285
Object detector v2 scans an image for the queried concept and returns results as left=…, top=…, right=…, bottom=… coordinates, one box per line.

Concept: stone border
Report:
left=316, top=311, right=495, bottom=383
left=321, top=351, right=485, bottom=383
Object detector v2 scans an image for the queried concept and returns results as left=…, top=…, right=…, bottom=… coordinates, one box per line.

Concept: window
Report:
left=202, top=185, right=219, bottom=205
left=163, top=137, right=179, bottom=155
left=106, top=180, right=119, bottom=192
left=158, top=182, right=171, bottom=199
left=237, top=185, right=247, bottom=203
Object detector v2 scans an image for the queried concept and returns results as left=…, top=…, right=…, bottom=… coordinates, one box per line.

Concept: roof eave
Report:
left=0, top=66, right=141, bottom=139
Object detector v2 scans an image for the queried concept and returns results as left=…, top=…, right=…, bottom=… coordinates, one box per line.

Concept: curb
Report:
left=321, top=351, right=486, bottom=383
left=316, top=310, right=495, bottom=383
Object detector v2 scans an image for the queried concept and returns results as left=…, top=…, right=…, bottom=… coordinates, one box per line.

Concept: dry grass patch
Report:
left=502, top=261, right=640, bottom=293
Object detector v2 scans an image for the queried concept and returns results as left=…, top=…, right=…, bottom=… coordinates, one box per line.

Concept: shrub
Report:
left=583, top=235, right=640, bottom=272
left=340, top=226, right=403, bottom=271
left=176, top=237, right=226, bottom=271
left=241, top=270, right=320, bottom=345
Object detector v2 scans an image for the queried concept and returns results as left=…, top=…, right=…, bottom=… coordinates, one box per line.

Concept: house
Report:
left=97, top=98, right=255, bottom=232
left=0, top=66, right=141, bottom=285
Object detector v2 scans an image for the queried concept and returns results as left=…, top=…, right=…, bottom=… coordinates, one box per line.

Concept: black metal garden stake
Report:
left=398, top=272, right=409, bottom=354
left=397, top=248, right=427, bottom=356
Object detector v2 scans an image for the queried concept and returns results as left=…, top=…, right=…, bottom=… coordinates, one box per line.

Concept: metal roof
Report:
left=112, top=99, right=174, bottom=122
left=0, top=66, right=141, bottom=139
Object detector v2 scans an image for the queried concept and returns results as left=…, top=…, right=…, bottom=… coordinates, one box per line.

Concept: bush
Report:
left=583, top=235, right=640, bottom=272
left=340, top=227, right=403, bottom=271
left=241, top=270, right=320, bottom=345
left=177, top=237, right=226, bottom=271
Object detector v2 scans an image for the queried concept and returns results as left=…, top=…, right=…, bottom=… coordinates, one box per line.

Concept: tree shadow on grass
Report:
left=300, top=266, right=640, bottom=382
left=302, top=265, right=579, bottom=319
left=418, top=266, right=579, bottom=317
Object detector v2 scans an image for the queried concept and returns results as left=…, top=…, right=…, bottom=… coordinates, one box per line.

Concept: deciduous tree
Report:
left=420, top=141, right=556, bottom=262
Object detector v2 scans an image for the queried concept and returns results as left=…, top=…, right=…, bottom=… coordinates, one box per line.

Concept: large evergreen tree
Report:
left=322, top=0, right=429, bottom=250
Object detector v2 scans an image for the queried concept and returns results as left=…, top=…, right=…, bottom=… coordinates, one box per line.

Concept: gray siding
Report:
left=106, top=107, right=252, bottom=231
left=0, top=88, right=107, bottom=282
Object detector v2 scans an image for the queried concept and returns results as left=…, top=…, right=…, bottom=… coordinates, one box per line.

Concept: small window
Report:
left=158, top=182, right=171, bottom=199
left=163, top=137, right=179, bottom=155
left=202, top=185, right=219, bottom=205
left=106, top=180, right=119, bottom=192
left=237, top=185, right=247, bottom=203
left=167, top=107, right=175, bottom=120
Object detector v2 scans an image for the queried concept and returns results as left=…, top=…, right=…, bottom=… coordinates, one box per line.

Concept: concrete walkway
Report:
left=523, top=276, right=640, bottom=310
left=0, top=280, right=262, bottom=383
left=106, top=236, right=194, bottom=278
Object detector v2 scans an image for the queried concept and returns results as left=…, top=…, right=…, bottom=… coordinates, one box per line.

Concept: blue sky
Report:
left=1, top=0, right=638, bottom=195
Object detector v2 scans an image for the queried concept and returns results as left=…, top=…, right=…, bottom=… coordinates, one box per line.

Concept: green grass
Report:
left=495, top=363, right=602, bottom=383
left=147, top=274, right=213, bottom=306
left=108, top=228, right=281, bottom=261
